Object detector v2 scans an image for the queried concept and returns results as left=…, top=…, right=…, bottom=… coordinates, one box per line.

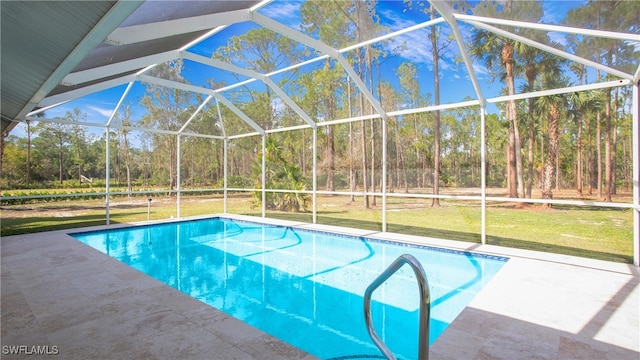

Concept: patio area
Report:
left=2, top=214, right=639, bottom=359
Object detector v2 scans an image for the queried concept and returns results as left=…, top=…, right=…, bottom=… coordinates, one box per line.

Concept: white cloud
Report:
left=41, top=106, right=69, bottom=118
left=541, top=2, right=565, bottom=25
left=379, top=8, right=418, bottom=32
left=271, top=97, right=286, bottom=114
left=472, top=62, right=490, bottom=77
left=378, top=8, right=459, bottom=71
left=258, top=1, right=303, bottom=28
left=87, top=106, right=114, bottom=118
left=385, top=30, right=433, bottom=64
left=547, top=32, right=568, bottom=47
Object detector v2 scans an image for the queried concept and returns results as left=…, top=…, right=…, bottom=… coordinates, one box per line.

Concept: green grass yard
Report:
left=0, top=192, right=633, bottom=264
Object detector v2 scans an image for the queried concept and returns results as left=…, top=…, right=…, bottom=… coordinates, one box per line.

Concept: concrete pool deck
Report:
left=2, top=214, right=639, bottom=359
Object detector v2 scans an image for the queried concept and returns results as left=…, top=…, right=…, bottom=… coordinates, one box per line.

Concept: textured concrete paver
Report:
left=2, top=216, right=639, bottom=359
left=1, top=226, right=315, bottom=360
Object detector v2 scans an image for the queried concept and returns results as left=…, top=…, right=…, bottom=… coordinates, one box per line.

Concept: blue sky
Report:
left=15, top=0, right=624, bottom=138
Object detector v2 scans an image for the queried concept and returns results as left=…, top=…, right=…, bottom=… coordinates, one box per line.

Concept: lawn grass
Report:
left=0, top=193, right=634, bottom=264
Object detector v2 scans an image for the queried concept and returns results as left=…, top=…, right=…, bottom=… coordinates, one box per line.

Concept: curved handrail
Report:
left=363, top=254, right=431, bottom=360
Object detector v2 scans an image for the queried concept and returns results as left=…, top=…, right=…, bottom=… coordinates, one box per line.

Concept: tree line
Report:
left=1, top=0, right=636, bottom=210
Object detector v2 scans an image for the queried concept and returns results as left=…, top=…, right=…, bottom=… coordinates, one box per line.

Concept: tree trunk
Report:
left=624, top=133, right=630, bottom=191
left=370, top=119, right=376, bottom=206
left=358, top=58, right=371, bottom=209
left=413, top=113, right=421, bottom=189
left=327, top=120, right=335, bottom=192
left=539, top=130, right=544, bottom=189
left=395, top=119, right=408, bottom=193
left=0, top=131, right=4, bottom=180
left=611, top=87, right=619, bottom=195
left=526, top=101, right=534, bottom=198
left=612, top=122, right=617, bottom=195
left=587, top=118, right=594, bottom=195
left=515, top=122, right=524, bottom=196
left=604, top=87, right=612, bottom=202
left=361, top=118, right=369, bottom=209
left=170, top=136, right=177, bottom=191
left=358, top=76, right=369, bottom=208
left=387, top=117, right=394, bottom=193
left=542, top=104, right=560, bottom=207
left=58, top=140, right=63, bottom=185
left=555, top=142, right=560, bottom=191
left=576, top=116, right=583, bottom=196
left=501, top=39, right=520, bottom=198
left=348, top=81, right=356, bottom=203
left=118, top=143, right=124, bottom=184
left=596, top=110, right=602, bottom=199
left=430, top=8, right=441, bottom=207
left=363, top=48, right=376, bottom=207
left=123, top=131, right=132, bottom=195
left=26, top=121, right=32, bottom=187
left=507, top=123, right=517, bottom=197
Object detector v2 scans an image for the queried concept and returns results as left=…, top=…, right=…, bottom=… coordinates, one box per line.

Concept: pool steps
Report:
left=364, top=254, right=431, bottom=360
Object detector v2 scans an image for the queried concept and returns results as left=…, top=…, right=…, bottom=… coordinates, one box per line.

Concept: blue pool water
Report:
left=72, top=217, right=507, bottom=359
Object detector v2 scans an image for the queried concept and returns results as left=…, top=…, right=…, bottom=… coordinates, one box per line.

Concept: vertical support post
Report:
left=480, top=105, right=487, bottom=245
left=216, top=99, right=228, bottom=214
left=177, top=134, right=181, bottom=219
left=224, top=137, right=228, bottom=214
left=105, top=127, right=110, bottom=225
left=313, top=128, right=317, bottom=224
left=103, top=82, right=133, bottom=225
left=632, top=82, right=639, bottom=267
left=382, top=116, right=387, bottom=232
left=262, top=134, right=266, bottom=218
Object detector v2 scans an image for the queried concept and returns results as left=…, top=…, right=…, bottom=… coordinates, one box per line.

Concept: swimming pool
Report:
left=72, top=217, right=507, bottom=359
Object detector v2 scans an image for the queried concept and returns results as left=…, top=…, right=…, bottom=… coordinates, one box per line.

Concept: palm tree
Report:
left=566, top=90, right=603, bottom=197
left=516, top=37, right=560, bottom=198
left=535, top=75, right=569, bottom=207
left=252, top=137, right=309, bottom=212
left=470, top=0, right=543, bottom=198
left=565, top=0, right=640, bottom=201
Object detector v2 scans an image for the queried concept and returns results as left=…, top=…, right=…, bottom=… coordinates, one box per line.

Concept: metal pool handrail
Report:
left=363, top=254, right=431, bottom=360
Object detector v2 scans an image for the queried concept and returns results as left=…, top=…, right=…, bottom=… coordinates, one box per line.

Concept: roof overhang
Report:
left=0, top=0, right=261, bottom=134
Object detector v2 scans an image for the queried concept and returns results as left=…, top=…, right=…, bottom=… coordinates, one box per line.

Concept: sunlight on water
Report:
left=73, top=217, right=507, bottom=359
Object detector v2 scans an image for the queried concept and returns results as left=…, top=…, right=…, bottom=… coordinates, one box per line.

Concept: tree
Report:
left=565, top=0, right=640, bottom=201
left=403, top=1, right=454, bottom=206
left=301, top=0, right=386, bottom=208
left=67, top=108, right=88, bottom=183
left=397, top=62, right=426, bottom=191
left=25, top=119, right=33, bottom=186
left=355, top=0, right=379, bottom=208
left=535, top=75, right=569, bottom=207
left=140, top=60, right=199, bottom=191
left=1, top=135, right=26, bottom=186
left=516, top=36, right=560, bottom=198
left=300, top=0, right=352, bottom=196
left=252, top=137, right=309, bottom=212
left=213, top=27, right=303, bottom=131
left=470, top=0, right=543, bottom=198
left=297, top=62, right=343, bottom=192
left=118, top=106, right=134, bottom=194
left=35, top=120, right=71, bottom=184
left=429, top=3, right=442, bottom=207
left=566, top=90, right=603, bottom=196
